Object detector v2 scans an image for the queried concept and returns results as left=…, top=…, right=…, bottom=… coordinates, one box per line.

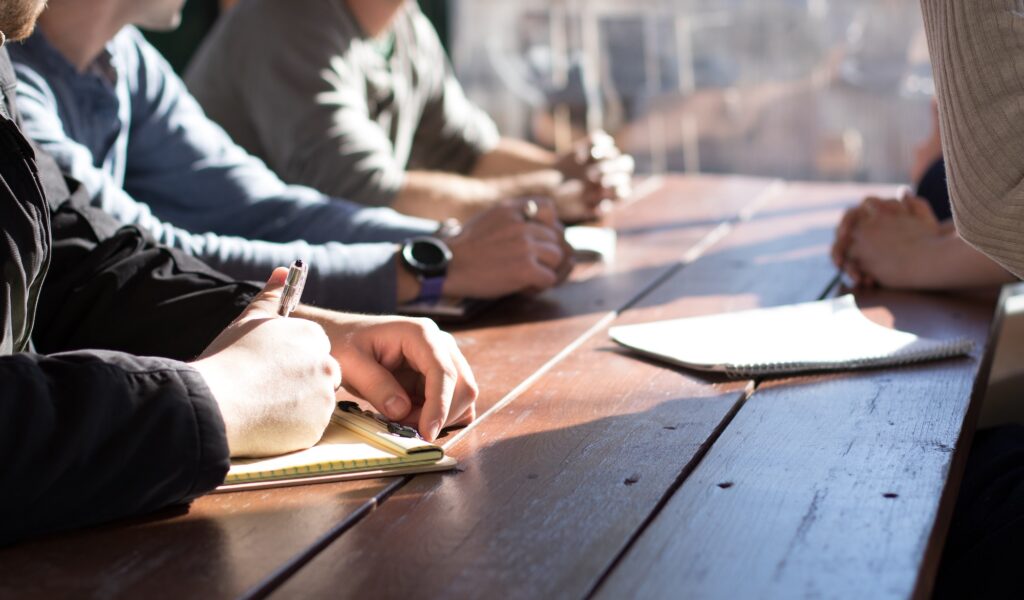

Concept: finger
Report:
left=442, top=334, right=478, bottom=430
left=833, top=210, right=858, bottom=265
left=588, top=155, right=635, bottom=181
left=525, top=221, right=564, bottom=246
left=581, top=186, right=610, bottom=209
left=599, top=170, right=634, bottom=190
left=555, top=247, right=576, bottom=283
left=905, top=195, right=939, bottom=223
left=326, top=356, right=343, bottom=396
left=580, top=130, right=618, bottom=163
left=239, top=267, right=290, bottom=322
left=525, top=257, right=560, bottom=290
left=403, top=337, right=459, bottom=442
left=530, top=197, right=561, bottom=228
left=335, top=350, right=414, bottom=422
left=531, top=239, right=566, bottom=271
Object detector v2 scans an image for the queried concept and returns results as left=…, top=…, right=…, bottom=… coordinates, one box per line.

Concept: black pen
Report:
left=278, top=260, right=308, bottom=317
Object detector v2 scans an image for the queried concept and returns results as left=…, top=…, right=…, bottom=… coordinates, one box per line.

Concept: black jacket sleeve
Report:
left=0, top=351, right=229, bottom=545
left=31, top=148, right=260, bottom=360
left=0, top=47, right=248, bottom=544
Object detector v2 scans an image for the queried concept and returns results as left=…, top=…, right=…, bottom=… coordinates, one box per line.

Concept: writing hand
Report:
left=192, top=268, right=341, bottom=457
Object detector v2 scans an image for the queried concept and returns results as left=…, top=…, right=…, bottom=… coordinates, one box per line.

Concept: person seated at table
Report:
left=184, top=0, right=635, bottom=224
left=0, top=0, right=477, bottom=547
left=830, top=100, right=1017, bottom=291
left=9, top=0, right=573, bottom=316
left=918, top=0, right=1024, bottom=596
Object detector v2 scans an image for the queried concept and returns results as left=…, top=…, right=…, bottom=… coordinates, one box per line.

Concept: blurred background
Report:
left=153, top=0, right=933, bottom=185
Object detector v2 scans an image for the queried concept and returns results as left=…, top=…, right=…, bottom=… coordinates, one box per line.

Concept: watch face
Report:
left=403, top=237, right=452, bottom=276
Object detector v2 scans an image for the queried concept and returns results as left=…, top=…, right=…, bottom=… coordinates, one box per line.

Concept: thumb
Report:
left=241, top=267, right=290, bottom=321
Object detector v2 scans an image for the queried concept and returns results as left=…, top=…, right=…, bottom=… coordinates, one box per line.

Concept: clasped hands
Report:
left=553, top=131, right=635, bottom=222
left=831, top=192, right=948, bottom=289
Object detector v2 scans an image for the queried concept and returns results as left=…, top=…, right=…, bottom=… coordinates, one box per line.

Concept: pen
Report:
left=278, top=259, right=308, bottom=317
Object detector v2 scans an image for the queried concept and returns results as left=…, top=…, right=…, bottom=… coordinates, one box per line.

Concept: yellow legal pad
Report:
left=216, top=403, right=456, bottom=492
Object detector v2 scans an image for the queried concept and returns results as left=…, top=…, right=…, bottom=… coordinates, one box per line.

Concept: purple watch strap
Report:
left=415, top=275, right=446, bottom=304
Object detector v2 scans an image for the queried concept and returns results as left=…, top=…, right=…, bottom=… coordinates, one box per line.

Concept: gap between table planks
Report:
left=266, top=181, right=897, bottom=599
left=0, top=175, right=774, bottom=600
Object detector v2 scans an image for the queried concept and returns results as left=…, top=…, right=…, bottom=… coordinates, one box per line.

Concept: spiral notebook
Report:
left=216, top=402, right=456, bottom=492
left=609, top=295, right=973, bottom=378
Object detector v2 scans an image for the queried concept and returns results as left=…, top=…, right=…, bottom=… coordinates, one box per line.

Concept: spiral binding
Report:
left=722, top=337, right=974, bottom=379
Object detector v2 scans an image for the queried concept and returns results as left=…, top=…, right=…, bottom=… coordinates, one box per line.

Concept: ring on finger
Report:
left=522, top=198, right=539, bottom=222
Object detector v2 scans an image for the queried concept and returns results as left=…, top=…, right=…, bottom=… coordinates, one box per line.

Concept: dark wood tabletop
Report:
left=0, top=175, right=999, bottom=600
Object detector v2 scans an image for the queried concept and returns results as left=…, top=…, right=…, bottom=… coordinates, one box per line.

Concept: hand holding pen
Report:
left=192, top=264, right=341, bottom=457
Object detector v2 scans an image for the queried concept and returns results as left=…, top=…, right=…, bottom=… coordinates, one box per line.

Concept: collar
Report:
left=21, top=29, right=118, bottom=87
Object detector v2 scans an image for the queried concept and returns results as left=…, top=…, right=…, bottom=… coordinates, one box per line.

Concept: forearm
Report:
left=393, top=169, right=562, bottom=221
left=920, top=0, right=1024, bottom=278
left=471, top=137, right=558, bottom=177
left=907, top=232, right=1017, bottom=290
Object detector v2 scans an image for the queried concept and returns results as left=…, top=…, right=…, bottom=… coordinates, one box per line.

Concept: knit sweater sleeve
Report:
left=920, top=0, right=1024, bottom=279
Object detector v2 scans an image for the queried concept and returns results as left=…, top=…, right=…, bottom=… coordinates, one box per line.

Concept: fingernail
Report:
left=384, top=396, right=406, bottom=420
left=427, top=419, right=443, bottom=441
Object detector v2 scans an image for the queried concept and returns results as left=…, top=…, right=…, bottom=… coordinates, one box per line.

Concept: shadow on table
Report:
left=449, top=222, right=838, bottom=332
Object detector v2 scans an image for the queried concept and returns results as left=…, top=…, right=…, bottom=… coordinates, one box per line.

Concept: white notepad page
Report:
left=609, top=295, right=973, bottom=377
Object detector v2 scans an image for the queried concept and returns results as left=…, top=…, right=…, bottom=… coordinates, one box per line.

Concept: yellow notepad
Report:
left=216, top=402, right=456, bottom=492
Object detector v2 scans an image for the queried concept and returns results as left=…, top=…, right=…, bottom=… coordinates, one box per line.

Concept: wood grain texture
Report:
left=447, top=175, right=778, bottom=419
left=0, top=478, right=391, bottom=599
left=594, top=291, right=995, bottom=600
left=268, top=182, right=895, bottom=599
left=0, top=176, right=768, bottom=599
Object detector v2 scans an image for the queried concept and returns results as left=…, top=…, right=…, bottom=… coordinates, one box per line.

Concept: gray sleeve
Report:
left=188, top=0, right=409, bottom=207
left=180, top=233, right=406, bottom=314
left=406, top=10, right=500, bottom=174
left=919, top=0, right=1024, bottom=278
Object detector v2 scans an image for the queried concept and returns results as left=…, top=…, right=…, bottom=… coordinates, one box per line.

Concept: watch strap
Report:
left=414, top=275, right=446, bottom=304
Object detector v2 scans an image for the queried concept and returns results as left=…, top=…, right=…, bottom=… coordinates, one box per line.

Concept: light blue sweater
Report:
left=10, top=27, right=439, bottom=313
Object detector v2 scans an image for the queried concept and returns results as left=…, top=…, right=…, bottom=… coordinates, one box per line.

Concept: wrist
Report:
left=396, top=247, right=422, bottom=303
left=398, top=237, right=452, bottom=303
left=191, top=357, right=242, bottom=455
left=486, top=169, right=563, bottom=200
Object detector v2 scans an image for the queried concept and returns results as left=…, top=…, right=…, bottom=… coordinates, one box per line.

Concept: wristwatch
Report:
left=400, top=236, right=452, bottom=304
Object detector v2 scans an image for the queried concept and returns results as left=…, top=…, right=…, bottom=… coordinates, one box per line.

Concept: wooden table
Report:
left=0, top=175, right=999, bottom=600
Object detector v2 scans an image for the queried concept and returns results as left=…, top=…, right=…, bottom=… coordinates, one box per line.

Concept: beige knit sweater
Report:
left=920, top=0, right=1024, bottom=279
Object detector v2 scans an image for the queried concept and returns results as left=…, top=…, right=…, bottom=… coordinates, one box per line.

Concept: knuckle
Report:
left=413, top=317, right=439, bottom=335
left=323, top=356, right=341, bottom=380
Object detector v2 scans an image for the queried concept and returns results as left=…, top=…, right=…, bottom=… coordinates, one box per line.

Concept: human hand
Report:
left=442, top=197, right=574, bottom=299
left=300, top=311, right=479, bottom=442
left=840, top=195, right=943, bottom=289
left=555, top=131, right=635, bottom=221
left=832, top=193, right=910, bottom=280
left=192, top=268, right=341, bottom=457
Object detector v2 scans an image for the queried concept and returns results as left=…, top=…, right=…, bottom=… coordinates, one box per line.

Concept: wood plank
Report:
left=448, top=175, right=779, bottom=419
left=267, top=181, right=897, bottom=599
left=594, top=290, right=996, bottom=600
left=0, top=175, right=770, bottom=599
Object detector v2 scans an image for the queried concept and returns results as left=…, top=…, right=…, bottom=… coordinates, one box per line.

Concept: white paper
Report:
left=609, top=295, right=973, bottom=377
